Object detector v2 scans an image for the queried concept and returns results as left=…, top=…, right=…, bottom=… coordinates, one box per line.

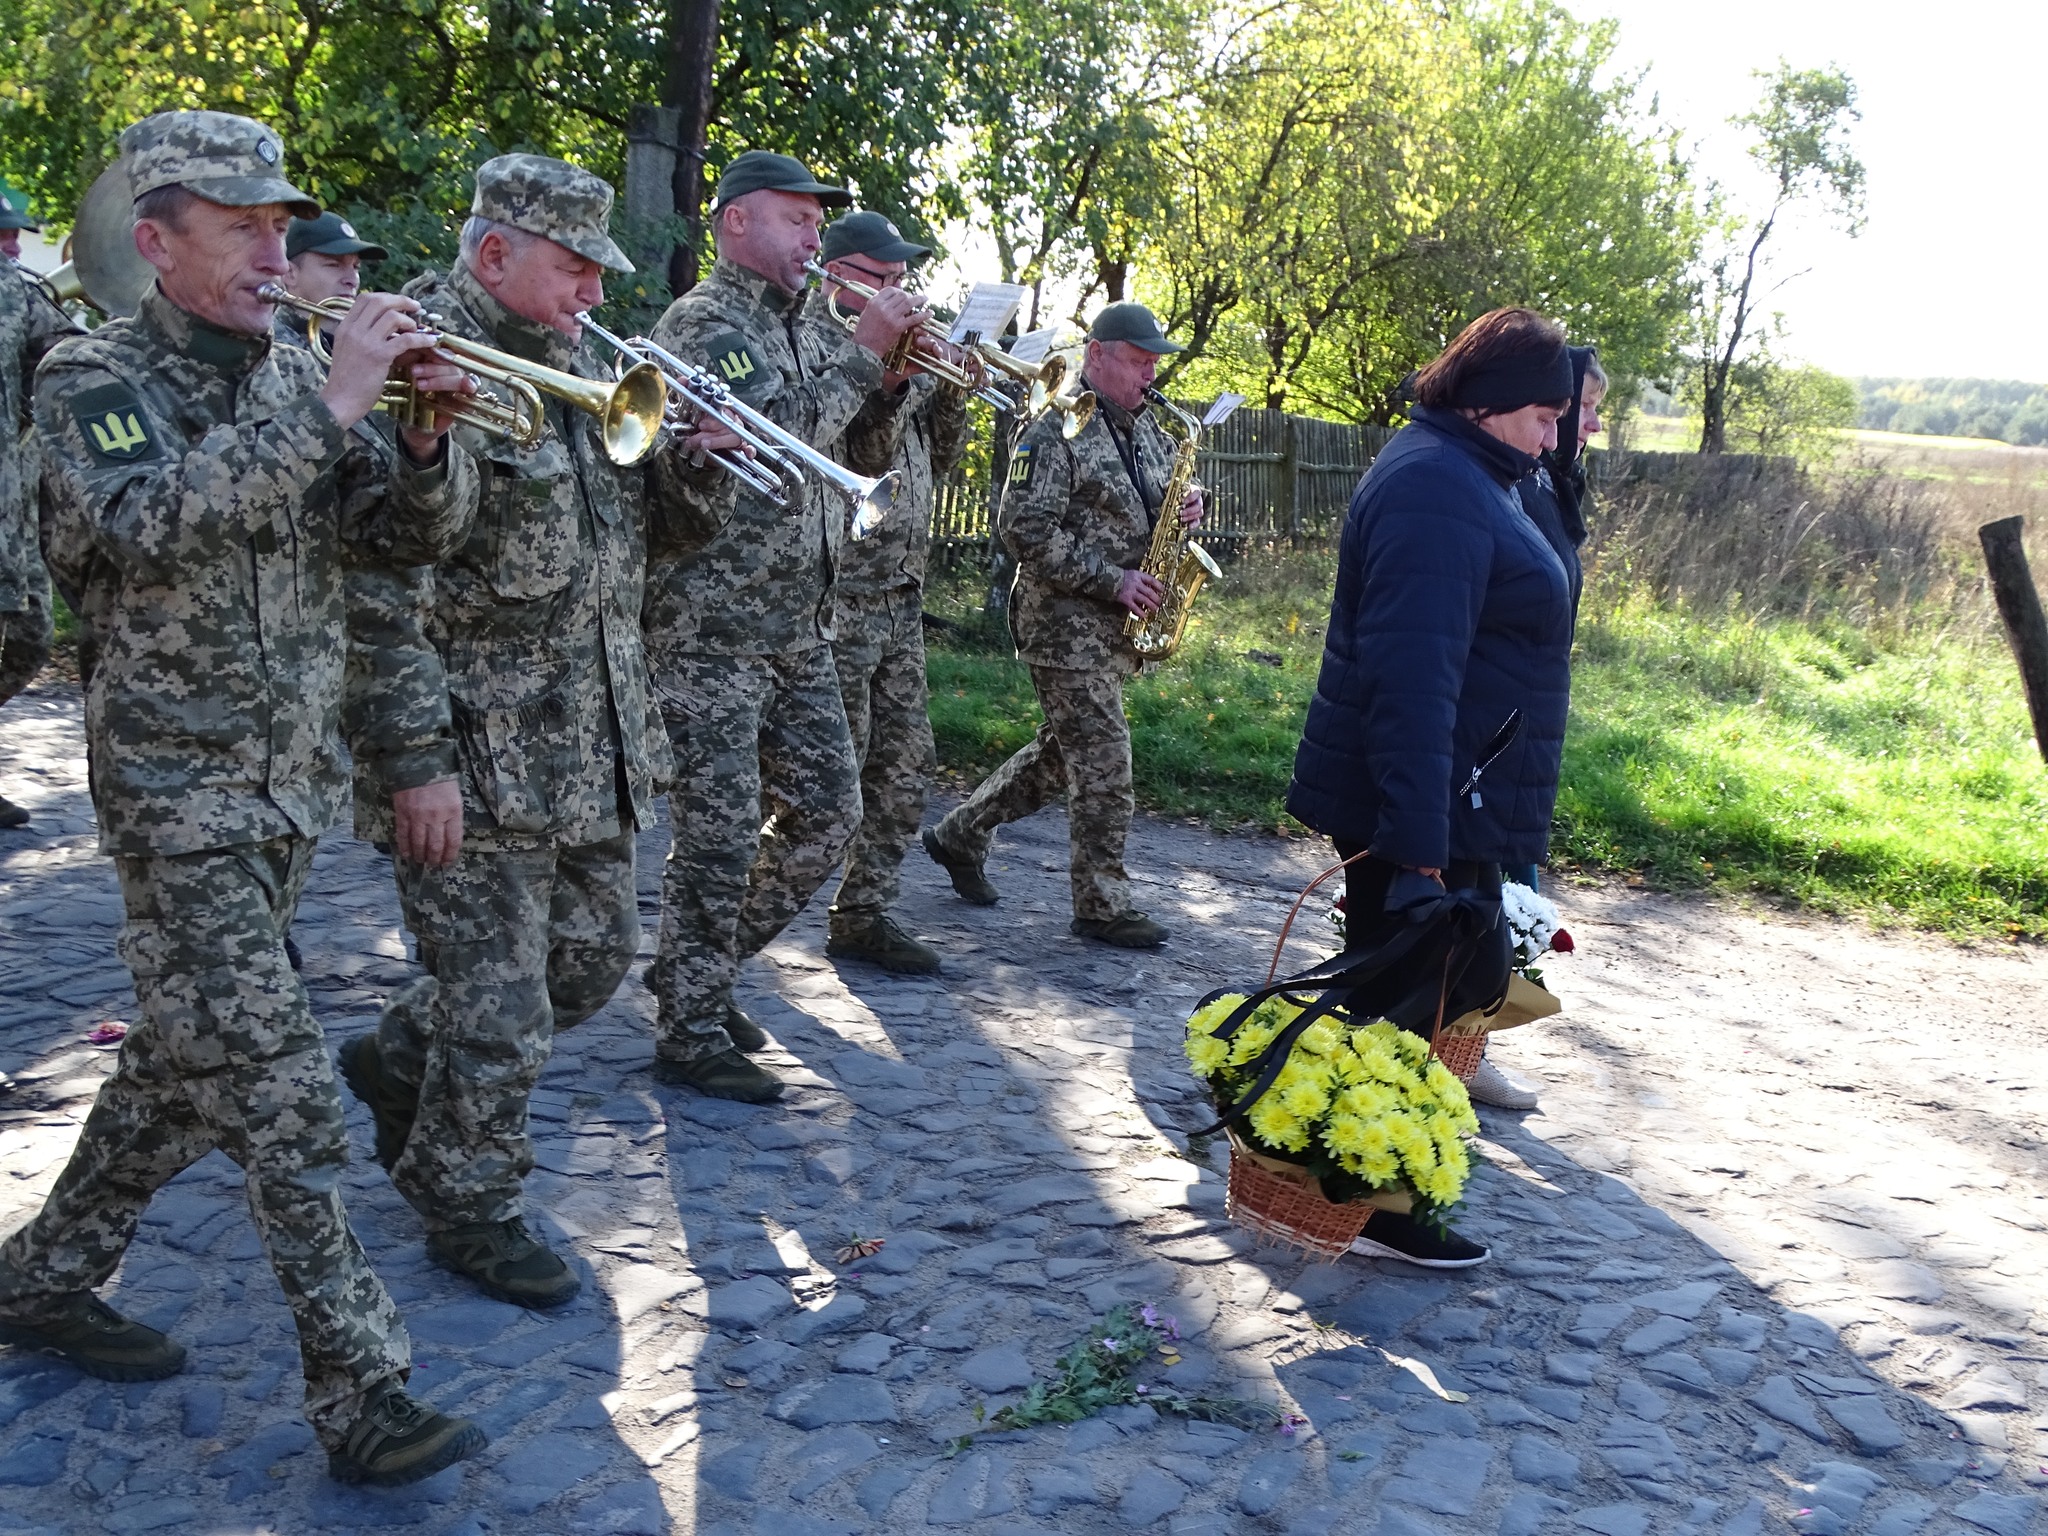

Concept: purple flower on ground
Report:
left=1099, top=1338, right=1120, bottom=1353
left=1279, top=1413, right=1309, bottom=1437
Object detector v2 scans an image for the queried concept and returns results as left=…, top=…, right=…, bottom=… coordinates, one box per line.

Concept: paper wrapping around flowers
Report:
left=1440, top=971, right=1562, bottom=1038
left=1226, top=1130, right=1415, bottom=1214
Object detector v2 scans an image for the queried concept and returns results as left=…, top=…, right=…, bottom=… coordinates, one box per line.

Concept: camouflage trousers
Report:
left=376, top=831, right=638, bottom=1230
left=0, top=578, right=51, bottom=707
left=0, top=837, right=409, bottom=1449
left=651, top=645, right=861, bottom=1061
left=933, top=661, right=1136, bottom=922
left=828, top=585, right=935, bottom=922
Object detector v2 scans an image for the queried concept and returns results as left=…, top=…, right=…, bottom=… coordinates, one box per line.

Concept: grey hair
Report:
left=459, top=215, right=539, bottom=264
left=1584, top=354, right=1609, bottom=393
left=133, top=184, right=200, bottom=232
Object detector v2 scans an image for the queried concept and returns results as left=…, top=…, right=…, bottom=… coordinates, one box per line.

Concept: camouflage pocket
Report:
left=483, top=452, right=579, bottom=601
left=452, top=683, right=576, bottom=836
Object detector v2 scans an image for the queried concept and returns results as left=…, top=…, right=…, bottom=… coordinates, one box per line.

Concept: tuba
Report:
left=1123, top=389, right=1243, bottom=661
left=37, top=162, right=153, bottom=316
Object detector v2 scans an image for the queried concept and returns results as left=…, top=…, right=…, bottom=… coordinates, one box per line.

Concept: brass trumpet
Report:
left=258, top=285, right=668, bottom=466
left=803, top=259, right=1011, bottom=410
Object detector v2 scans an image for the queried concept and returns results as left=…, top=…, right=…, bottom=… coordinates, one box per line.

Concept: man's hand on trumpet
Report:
left=316, top=292, right=475, bottom=459
left=675, top=411, right=749, bottom=470
left=848, top=285, right=929, bottom=365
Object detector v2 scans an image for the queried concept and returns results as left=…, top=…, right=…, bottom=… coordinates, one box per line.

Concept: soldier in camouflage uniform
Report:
left=0, top=195, right=79, bottom=828
left=926, top=303, right=1203, bottom=949
left=338, top=154, right=736, bottom=1303
left=802, top=210, right=968, bottom=974
left=0, top=111, right=485, bottom=1484
left=643, top=150, right=926, bottom=1102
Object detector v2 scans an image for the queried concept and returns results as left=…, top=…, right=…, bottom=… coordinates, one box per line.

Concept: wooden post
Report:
left=1278, top=410, right=1300, bottom=545
left=1979, top=516, right=2048, bottom=764
left=623, top=105, right=679, bottom=235
left=662, top=0, right=721, bottom=296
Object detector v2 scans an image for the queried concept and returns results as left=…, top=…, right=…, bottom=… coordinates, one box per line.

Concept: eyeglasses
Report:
left=839, top=261, right=904, bottom=288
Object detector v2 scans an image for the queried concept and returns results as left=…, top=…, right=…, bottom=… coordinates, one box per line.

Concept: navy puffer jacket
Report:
left=1286, top=406, right=1573, bottom=868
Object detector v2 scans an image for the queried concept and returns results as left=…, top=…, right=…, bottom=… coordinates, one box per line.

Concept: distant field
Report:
left=1623, top=415, right=2048, bottom=489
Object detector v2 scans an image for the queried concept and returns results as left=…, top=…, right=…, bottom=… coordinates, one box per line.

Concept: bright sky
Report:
left=1571, top=0, right=2048, bottom=383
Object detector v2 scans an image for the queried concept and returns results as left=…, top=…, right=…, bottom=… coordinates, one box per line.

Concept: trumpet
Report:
left=803, top=259, right=1011, bottom=410
left=258, top=285, right=668, bottom=466
left=579, top=315, right=901, bottom=540
left=988, top=347, right=1094, bottom=439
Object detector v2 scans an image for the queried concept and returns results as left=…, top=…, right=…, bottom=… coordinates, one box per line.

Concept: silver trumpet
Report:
left=579, top=315, right=900, bottom=540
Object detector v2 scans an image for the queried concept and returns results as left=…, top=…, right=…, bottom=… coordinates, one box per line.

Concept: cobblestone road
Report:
left=1, top=676, right=2044, bottom=1536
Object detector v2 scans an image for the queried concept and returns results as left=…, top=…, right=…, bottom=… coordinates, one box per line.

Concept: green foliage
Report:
left=927, top=552, right=2048, bottom=939
left=947, top=1303, right=1286, bottom=1456
left=1707, top=357, right=1858, bottom=462
left=1858, top=378, right=2048, bottom=446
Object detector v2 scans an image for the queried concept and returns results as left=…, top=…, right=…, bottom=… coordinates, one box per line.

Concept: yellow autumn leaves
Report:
left=1186, top=994, right=1480, bottom=1209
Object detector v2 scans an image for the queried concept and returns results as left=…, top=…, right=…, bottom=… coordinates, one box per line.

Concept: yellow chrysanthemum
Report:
left=1296, top=1019, right=1344, bottom=1057
left=1185, top=1033, right=1229, bottom=1078
left=1360, top=1149, right=1400, bottom=1186
left=1322, top=1113, right=1372, bottom=1158
left=1278, top=1079, right=1331, bottom=1119
left=1247, top=1096, right=1311, bottom=1153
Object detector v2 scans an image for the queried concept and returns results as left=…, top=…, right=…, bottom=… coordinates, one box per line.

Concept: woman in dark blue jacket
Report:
left=1287, top=307, right=1576, bottom=1267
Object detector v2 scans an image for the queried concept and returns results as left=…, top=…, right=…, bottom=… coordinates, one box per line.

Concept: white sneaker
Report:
left=1466, top=1055, right=1539, bottom=1110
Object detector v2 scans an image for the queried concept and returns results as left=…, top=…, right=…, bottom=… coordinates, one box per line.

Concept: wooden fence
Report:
left=927, top=401, right=1785, bottom=561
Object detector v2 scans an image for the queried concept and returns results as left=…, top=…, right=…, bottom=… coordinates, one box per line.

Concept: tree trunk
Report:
left=1979, top=516, right=2048, bottom=763
left=662, top=0, right=721, bottom=295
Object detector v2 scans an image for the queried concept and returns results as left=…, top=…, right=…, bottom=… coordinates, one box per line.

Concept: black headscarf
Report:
left=1542, top=346, right=1598, bottom=546
left=1446, top=343, right=1574, bottom=413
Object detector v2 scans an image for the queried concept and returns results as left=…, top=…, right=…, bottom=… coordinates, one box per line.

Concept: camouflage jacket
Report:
left=643, top=255, right=885, bottom=655
left=270, top=308, right=452, bottom=829
left=798, top=288, right=968, bottom=596
left=1001, top=381, right=1175, bottom=672
left=356, top=262, right=720, bottom=848
left=35, top=281, right=478, bottom=857
left=1, top=268, right=79, bottom=610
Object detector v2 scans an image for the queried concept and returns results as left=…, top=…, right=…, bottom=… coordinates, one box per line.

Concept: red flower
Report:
left=1332, top=895, right=1348, bottom=913
left=1550, top=928, right=1575, bottom=953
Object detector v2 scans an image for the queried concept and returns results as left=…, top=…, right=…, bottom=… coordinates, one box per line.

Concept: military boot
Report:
left=1071, top=911, right=1170, bottom=949
left=827, top=913, right=941, bottom=974
left=652, top=1048, right=783, bottom=1103
left=922, top=827, right=998, bottom=906
left=0, top=793, right=28, bottom=829
left=427, top=1217, right=580, bottom=1309
left=724, top=1004, right=770, bottom=1053
left=0, top=1291, right=186, bottom=1381
left=337, top=1033, right=417, bottom=1172
left=328, top=1383, right=487, bottom=1485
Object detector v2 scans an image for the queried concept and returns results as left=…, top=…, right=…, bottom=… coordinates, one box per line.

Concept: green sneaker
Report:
left=1071, top=911, right=1170, bottom=949
left=0, top=1292, right=186, bottom=1381
left=427, top=1218, right=580, bottom=1309
left=652, top=1048, right=784, bottom=1103
left=827, top=914, right=941, bottom=974
left=724, top=1004, right=770, bottom=1054
left=922, top=827, right=998, bottom=906
left=328, top=1384, right=486, bottom=1486
left=337, top=1033, right=417, bottom=1172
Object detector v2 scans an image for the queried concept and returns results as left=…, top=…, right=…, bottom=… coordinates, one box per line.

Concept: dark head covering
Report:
left=712, top=150, right=852, bottom=211
left=1088, top=301, right=1183, bottom=354
left=287, top=211, right=387, bottom=262
left=1446, top=341, right=1574, bottom=412
left=0, top=194, right=39, bottom=233
left=1543, top=345, right=1600, bottom=545
left=820, top=210, right=929, bottom=263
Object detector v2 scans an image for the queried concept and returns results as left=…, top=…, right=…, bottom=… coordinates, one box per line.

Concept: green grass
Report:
left=924, top=562, right=2048, bottom=939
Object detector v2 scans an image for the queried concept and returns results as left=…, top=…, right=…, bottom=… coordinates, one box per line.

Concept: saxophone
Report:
left=1123, top=388, right=1243, bottom=660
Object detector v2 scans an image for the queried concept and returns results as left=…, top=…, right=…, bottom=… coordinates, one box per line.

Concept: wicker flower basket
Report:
left=1224, top=1132, right=1411, bottom=1261
left=1429, top=1030, right=1488, bottom=1083
left=1431, top=972, right=1562, bottom=1083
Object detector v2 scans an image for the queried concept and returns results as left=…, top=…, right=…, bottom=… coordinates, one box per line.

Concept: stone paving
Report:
left=1, top=673, right=2045, bottom=1536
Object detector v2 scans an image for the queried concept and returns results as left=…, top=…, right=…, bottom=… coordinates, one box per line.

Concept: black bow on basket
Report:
left=1189, top=884, right=1503, bottom=1139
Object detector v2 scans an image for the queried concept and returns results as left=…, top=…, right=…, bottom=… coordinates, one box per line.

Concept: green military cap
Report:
left=120, top=110, right=319, bottom=219
left=0, top=189, right=39, bottom=233
left=472, top=153, right=633, bottom=273
left=286, top=210, right=387, bottom=262
left=712, top=150, right=852, bottom=211
left=1088, top=301, right=1183, bottom=355
left=820, top=210, right=929, bottom=263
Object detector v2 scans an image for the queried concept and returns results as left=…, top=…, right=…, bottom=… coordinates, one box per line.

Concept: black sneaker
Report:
left=724, top=1005, right=770, bottom=1053
left=0, top=793, right=29, bottom=830
left=651, top=1048, right=784, bottom=1103
left=337, top=1033, right=417, bottom=1173
left=283, top=932, right=304, bottom=971
left=1348, top=1212, right=1490, bottom=1269
left=0, top=1292, right=186, bottom=1381
left=922, top=827, right=999, bottom=906
left=427, top=1217, right=580, bottom=1309
left=827, top=914, right=942, bottom=974
left=328, top=1384, right=486, bottom=1485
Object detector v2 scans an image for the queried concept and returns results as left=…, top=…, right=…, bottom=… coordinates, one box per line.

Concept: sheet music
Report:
left=1004, top=327, right=1063, bottom=364
left=948, top=282, right=1029, bottom=344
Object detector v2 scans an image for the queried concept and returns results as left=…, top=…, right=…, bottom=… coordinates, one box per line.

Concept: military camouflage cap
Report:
left=120, top=110, right=319, bottom=218
left=1088, top=301, right=1183, bottom=355
left=471, top=153, right=633, bottom=273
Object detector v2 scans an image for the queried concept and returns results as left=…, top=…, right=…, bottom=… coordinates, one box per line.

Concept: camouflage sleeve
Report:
left=839, top=381, right=912, bottom=477
left=338, top=424, right=458, bottom=796
left=926, top=380, right=971, bottom=479
left=34, top=355, right=348, bottom=587
left=999, top=418, right=1121, bottom=603
left=352, top=426, right=480, bottom=568
left=643, top=435, right=740, bottom=558
left=652, top=301, right=884, bottom=461
left=14, top=279, right=78, bottom=425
